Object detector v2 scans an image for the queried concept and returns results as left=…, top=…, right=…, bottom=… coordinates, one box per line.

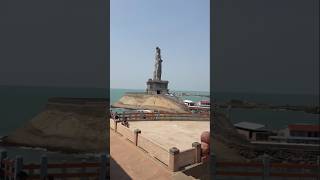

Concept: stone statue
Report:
left=153, top=47, right=163, bottom=80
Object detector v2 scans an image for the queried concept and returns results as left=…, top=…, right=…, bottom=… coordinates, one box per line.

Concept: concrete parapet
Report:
left=169, top=147, right=180, bottom=171
left=192, top=142, right=201, bottom=163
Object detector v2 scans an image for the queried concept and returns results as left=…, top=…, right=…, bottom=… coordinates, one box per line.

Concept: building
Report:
left=234, top=121, right=270, bottom=141
left=288, top=124, right=320, bottom=138
left=146, top=47, right=169, bottom=95
left=183, top=100, right=195, bottom=107
left=270, top=124, right=320, bottom=144
left=196, top=100, right=210, bottom=108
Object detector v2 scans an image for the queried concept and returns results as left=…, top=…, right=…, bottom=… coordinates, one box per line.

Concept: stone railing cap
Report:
left=169, top=147, right=180, bottom=155
left=192, top=142, right=201, bottom=147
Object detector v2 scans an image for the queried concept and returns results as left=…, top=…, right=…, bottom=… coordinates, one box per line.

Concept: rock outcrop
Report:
left=212, top=111, right=319, bottom=163
left=112, top=93, right=189, bottom=113
left=2, top=97, right=108, bottom=153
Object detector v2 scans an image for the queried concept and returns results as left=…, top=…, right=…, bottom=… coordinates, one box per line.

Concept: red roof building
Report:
left=288, top=124, right=320, bottom=132
left=288, top=124, right=320, bottom=138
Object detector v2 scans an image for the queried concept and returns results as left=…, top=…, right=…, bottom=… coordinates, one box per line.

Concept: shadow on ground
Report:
left=110, top=157, right=131, bottom=180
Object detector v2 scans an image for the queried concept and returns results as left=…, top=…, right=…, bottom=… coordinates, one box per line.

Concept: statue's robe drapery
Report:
left=153, top=47, right=162, bottom=80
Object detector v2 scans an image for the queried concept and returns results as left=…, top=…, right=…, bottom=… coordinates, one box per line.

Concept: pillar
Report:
left=134, top=129, right=141, bottom=146
left=192, top=142, right=201, bottom=163
left=169, top=147, right=180, bottom=172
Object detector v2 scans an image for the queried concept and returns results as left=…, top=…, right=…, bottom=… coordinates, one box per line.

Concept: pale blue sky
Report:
left=111, top=0, right=209, bottom=92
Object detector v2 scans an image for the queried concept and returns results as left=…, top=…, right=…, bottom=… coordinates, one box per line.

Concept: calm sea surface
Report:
left=0, top=86, right=318, bottom=162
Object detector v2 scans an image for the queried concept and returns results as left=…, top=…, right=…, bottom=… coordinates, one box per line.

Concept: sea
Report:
left=0, top=86, right=319, bottom=163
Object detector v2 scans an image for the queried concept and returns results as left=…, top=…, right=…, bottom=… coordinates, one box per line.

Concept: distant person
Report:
left=122, top=117, right=129, bottom=128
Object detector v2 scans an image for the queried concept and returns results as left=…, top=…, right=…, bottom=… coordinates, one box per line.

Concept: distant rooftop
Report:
left=288, top=124, right=320, bottom=132
left=234, top=121, right=267, bottom=131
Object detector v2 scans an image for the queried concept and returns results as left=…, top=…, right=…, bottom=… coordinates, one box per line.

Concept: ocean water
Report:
left=0, top=86, right=318, bottom=162
left=110, top=89, right=319, bottom=129
left=213, top=92, right=319, bottom=129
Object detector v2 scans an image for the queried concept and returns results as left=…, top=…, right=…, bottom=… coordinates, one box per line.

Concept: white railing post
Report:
left=122, top=112, right=125, bottom=121
left=128, top=112, right=131, bottom=121
left=40, top=155, right=48, bottom=180
left=263, top=154, right=270, bottom=180
left=99, top=154, right=107, bottom=180
left=14, top=156, right=23, bottom=180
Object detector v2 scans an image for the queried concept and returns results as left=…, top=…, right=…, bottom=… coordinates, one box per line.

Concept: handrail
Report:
left=0, top=152, right=108, bottom=180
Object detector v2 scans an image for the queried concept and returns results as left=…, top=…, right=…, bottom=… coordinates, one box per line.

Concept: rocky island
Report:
left=112, top=93, right=189, bottom=113
left=1, top=97, right=108, bottom=153
left=112, top=47, right=189, bottom=113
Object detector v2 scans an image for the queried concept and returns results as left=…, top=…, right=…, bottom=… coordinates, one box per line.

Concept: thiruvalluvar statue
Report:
left=153, top=47, right=163, bottom=80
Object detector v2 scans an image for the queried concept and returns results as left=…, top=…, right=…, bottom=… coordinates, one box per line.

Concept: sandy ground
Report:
left=110, top=130, right=173, bottom=180
left=128, top=121, right=210, bottom=151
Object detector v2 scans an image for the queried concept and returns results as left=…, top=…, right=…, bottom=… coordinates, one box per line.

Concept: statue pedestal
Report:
left=146, top=79, right=169, bottom=95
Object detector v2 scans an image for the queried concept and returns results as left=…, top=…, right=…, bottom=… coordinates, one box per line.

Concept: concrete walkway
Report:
left=110, top=130, right=173, bottom=180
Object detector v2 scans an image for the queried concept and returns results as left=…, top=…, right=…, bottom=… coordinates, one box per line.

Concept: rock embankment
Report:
left=112, top=93, right=189, bottom=113
left=212, top=111, right=319, bottom=163
left=2, top=97, right=108, bottom=153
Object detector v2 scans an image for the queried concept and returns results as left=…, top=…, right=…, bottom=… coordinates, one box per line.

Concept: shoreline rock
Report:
left=212, top=111, right=320, bottom=163
left=112, top=93, right=189, bottom=113
left=2, top=97, right=109, bottom=153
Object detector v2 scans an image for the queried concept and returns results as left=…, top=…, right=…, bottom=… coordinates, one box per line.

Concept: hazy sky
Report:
left=212, top=0, right=319, bottom=95
left=0, top=0, right=107, bottom=88
left=111, top=0, right=210, bottom=91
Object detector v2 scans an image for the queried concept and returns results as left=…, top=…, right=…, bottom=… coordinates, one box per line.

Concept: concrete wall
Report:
left=236, top=129, right=250, bottom=140
left=137, top=135, right=169, bottom=165
left=176, top=148, right=196, bottom=168
left=110, top=118, right=201, bottom=172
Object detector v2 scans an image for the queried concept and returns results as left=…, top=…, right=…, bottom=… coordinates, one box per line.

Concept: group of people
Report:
left=110, top=110, right=129, bottom=128
left=110, top=110, right=119, bottom=119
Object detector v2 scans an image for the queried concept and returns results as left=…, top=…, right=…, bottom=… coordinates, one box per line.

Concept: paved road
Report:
left=110, top=130, right=173, bottom=180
